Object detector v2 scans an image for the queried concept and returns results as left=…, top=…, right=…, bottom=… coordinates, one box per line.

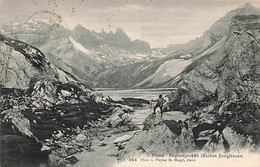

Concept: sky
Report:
left=0, top=0, right=260, bottom=48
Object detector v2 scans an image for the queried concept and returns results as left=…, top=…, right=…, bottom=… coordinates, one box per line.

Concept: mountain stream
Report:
left=70, top=88, right=190, bottom=167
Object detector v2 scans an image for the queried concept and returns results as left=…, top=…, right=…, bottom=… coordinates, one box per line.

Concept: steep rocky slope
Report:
left=167, top=11, right=260, bottom=152
left=0, top=34, right=79, bottom=89
left=0, top=35, right=114, bottom=166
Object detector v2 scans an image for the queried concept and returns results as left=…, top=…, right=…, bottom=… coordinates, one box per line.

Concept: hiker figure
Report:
left=152, top=94, right=166, bottom=117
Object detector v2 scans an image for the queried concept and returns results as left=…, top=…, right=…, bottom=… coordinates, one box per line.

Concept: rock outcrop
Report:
left=0, top=34, right=78, bottom=89
left=119, top=114, right=195, bottom=159
left=0, top=35, right=112, bottom=166
left=168, top=6, right=260, bottom=153
left=202, top=126, right=257, bottom=152
left=0, top=79, right=112, bottom=166
left=105, top=106, right=138, bottom=132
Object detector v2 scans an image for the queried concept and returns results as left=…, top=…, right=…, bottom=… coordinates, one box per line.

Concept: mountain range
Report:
left=95, top=2, right=260, bottom=88
left=1, top=3, right=259, bottom=89
left=1, top=19, right=166, bottom=87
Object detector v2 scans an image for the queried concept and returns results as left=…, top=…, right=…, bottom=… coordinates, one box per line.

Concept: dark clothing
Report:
left=156, top=97, right=165, bottom=107
left=153, top=104, right=163, bottom=116
left=153, top=97, right=166, bottom=117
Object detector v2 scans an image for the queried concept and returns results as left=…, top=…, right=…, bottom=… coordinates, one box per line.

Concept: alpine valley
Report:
left=0, top=2, right=259, bottom=167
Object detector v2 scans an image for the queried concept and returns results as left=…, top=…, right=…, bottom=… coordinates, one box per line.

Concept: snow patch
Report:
left=69, top=37, right=102, bottom=62
left=136, top=59, right=192, bottom=86
left=69, top=37, right=93, bottom=55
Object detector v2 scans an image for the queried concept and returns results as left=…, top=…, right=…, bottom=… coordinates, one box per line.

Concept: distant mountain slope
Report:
left=95, top=60, right=163, bottom=88
left=1, top=20, right=166, bottom=86
left=95, top=3, right=260, bottom=88
left=133, top=59, right=192, bottom=88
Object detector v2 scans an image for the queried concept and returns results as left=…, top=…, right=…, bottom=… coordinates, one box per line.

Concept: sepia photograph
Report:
left=0, top=0, right=260, bottom=166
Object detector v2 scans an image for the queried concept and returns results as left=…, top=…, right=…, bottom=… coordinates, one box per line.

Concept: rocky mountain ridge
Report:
left=94, top=3, right=260, bottom=88
left=1, top=20, right=167, bottom=86
left=167, top=11, right=260, bottom=152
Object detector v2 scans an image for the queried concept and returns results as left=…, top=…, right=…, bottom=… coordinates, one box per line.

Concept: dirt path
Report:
left=70, top=130, right=137, bottom=167
left=129, top=109, right=151, bottom=129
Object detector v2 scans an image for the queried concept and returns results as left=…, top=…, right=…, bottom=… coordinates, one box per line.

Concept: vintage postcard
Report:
left=0, top=0, right=260, bottom=167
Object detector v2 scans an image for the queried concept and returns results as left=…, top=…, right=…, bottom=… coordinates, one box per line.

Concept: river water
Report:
left=95, top=88, right=188, bottom=130
left=71, top=88, right=190, bottom=167
left=95, top=88, right=176, bottom=101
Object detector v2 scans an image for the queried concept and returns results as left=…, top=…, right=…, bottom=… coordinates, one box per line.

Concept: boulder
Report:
left=107, top=147, right=119, bottom=157
left=53, top=130, right=64, bottom=139
left=99, top=142, right=107, bottom=146
left=105, top=107, right=138, bottom=131
left=75, top=134, right=87, bottom=143
left=61, top=90, right=72, bottom=97
left=143, top=114, right=164, bottom=130
left=201, top=103, right=216, bottom=113
left=186, top=111, right=193, bottom=116
left=202, top=126, right=259, bottom=152
left=202, top=131, right=226, bottom=152
left=120, top=114, right=195, bottom=159
left=41, top=145, right=52, bottom=154
left=0, top=123, right=49, bottom=167
left=32, top=101, right=41, bottom=108
left=65, top=155, right=79, bottom=164
left=2, top=108, right=34, bottom=138
left=113, top=134, right=134, bottom=144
